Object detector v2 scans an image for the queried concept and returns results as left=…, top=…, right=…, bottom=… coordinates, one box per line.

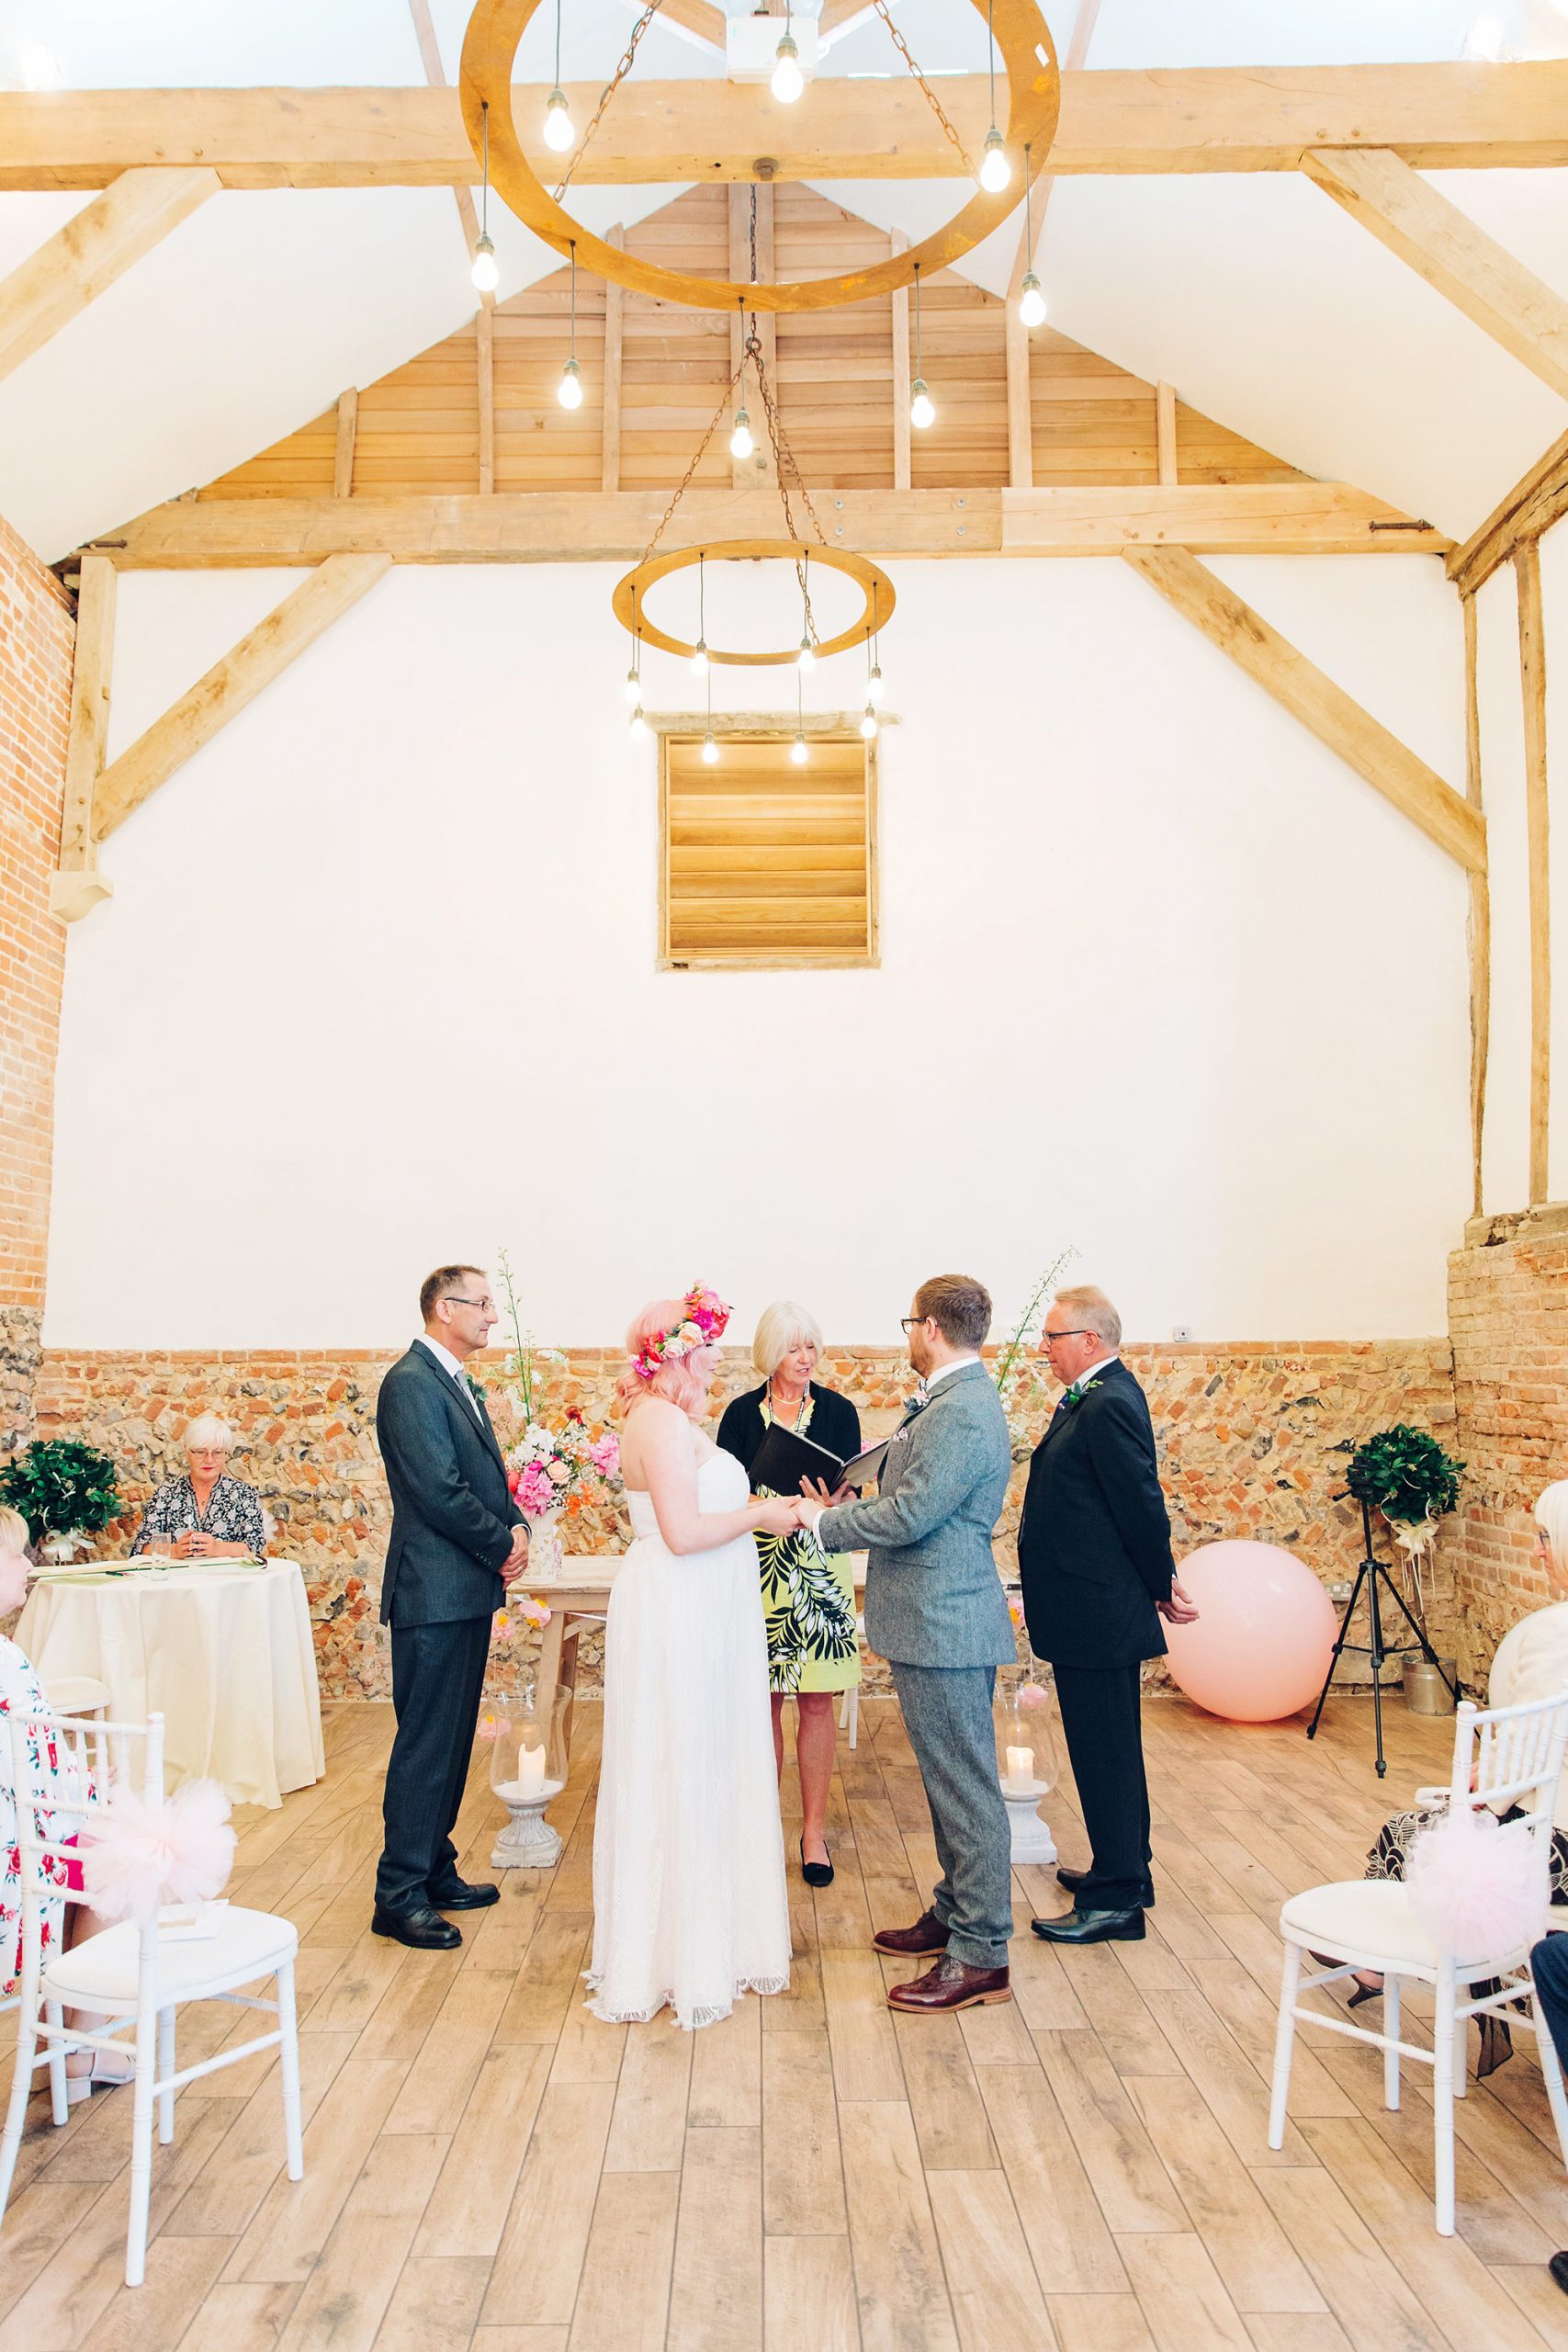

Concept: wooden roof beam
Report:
left=1305, top=147, right=1568, bottom=404
left=93, top=553, right=391, bottom=841
left=3, top=62, right=1567, bottom=191
left=1448, top=418, right=1568, bottom=594
left=86, top=484, right=1450, bottom=570
left=0, top=164, right=218, bottom=382
left=1122, top=543, right=1484, bottom=873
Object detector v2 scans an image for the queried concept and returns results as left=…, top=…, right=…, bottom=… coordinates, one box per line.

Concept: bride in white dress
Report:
left=588, top=1287, right=796, bottom=2030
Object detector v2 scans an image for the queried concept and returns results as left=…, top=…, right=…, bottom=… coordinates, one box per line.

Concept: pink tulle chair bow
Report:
left=81, top=1779, right=237, bottom=1924
left=1404, top=1804, right=1546, bottom=1957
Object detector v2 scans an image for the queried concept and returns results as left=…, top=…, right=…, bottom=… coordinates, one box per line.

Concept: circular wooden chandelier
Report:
left=614, top=541, right=895, bottom=667
left=458, top=0, right=1061, bottom=314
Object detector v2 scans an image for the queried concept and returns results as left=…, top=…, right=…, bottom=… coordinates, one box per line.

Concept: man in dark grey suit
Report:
left=371, top=1264, right=527, bottom=1951
left=798, top=1275, right=1015, bottom=2015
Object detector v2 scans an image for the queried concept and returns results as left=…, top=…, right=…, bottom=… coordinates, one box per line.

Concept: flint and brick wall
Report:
left=34, top=1336, right=1457, bottom=1701
left=1450, top=1205, right=1568, bottom=1685
left=0, top=513, right=73, bottom=1452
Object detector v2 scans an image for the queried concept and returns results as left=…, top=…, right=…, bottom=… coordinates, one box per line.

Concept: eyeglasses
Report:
left=442, top=1295, right=496, bottom=1314
left=1041, top=1329, right=1090, bottom=1344
left=899, top=1317, right=930, bottom=1335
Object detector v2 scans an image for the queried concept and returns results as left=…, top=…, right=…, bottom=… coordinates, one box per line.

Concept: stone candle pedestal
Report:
left=491, top=1776, right=567, bottom=1869
left=1001, top=1778, right=1057, bottom=1864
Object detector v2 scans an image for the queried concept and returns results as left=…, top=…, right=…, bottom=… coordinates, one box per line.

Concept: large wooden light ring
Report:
left=614, top=542, right=896, bottom=666
left=460, top=0, right=1059, bottom=313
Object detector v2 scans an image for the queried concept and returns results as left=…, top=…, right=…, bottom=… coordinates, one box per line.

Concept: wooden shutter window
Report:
left=660, top=731, right=878, bottom=970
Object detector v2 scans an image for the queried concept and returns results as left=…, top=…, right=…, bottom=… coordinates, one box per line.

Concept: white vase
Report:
left=527, top=1510, right=565, bottom=1580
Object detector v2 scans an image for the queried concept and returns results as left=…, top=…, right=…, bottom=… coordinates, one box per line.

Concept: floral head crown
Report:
left=633, top=1283, right=731, bottom=1382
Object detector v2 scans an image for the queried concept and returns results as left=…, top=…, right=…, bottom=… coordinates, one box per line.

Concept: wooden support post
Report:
left=891, top=231, right=911, bottom=492
left=477, top=307, right=494, bottom=495
left=1156, top=380, right=1178, bottom=486
left=1305, top=146, right=1568, bottom=403
left=1516, top=540, right=1551, bottom=1203
left=1122, top=544, right=1486, bottom=873
left=408, top=0, right=490, bottom=293
left=602, top=225, right=624, bottom=494
left=49, top=554, right=117, bottom=921
left=333, top=388, right=357, bottom=498
left=1005, top=300, right=1032, bottom=492
left=0, top=165, right=219, bottom=383
left=94, top=554, right=392, bottom=838
left=1462, top=591, right=1490, bottom=1216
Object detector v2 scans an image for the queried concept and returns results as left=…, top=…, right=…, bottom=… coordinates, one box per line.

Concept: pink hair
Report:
left=616, top=1300, right=717, bottom=1419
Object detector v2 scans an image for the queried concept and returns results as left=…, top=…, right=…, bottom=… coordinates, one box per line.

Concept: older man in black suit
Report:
left=1016, top=1285, right=1197, bottom=1946
left=371, top=1264, right=527, bottom=1951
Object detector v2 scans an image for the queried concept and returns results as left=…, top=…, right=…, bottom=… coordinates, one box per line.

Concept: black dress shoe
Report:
left=372, top=1903, right=462, bottom=1950
left=427, top=1877, right=501, bottom=1911
left=1550, top=2251, right=1568, bottom=2298
left=799, top=1838, right=835, bottom=1890
left=1056, top=1864, right=1156, bottom=1909
left=1031, top=1905, right=1146, bottom=1946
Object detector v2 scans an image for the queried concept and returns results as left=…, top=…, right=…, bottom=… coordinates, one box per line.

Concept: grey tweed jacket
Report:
left=817, top=1360, right=1014, bottom=1669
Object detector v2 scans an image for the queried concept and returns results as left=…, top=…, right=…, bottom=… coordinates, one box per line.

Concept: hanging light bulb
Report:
left=1019, top=271, right=1047, bottom=329
left=622, top=664, right=640, bottom=705
left=629, top=702, right=649, bottom=738
left=771, top=26, right=805, bottom=103
left=791, top=730, right=808, bottom=765
left=542, top=87, right=574, bottom=153
left=472, top=103, right=499, bottom=291
left=978, top=128, right=1011, bottom=193
left=543, top=2, right=573, bottom=150
left=558, top=355, right=582, bottom=409
left=729, top=404, right=753, bottom=461
left=702, top=730, right=719, bottom=763
left=861, top=704, right=878, bottom=741
left=910, top=379, right=935, bottom=431
left=866, top=661, right=885, bottom=704
left=691, top=554, right=708, bottom=673
left=692, top=639, right=708, bottom=674
left=471, top=232, right=500, bottom=294
left=797, top=635, right=815, bottom=673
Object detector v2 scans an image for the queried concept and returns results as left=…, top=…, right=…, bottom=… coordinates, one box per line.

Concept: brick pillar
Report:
left=0, top=514, right=73, bottom=1451
left=1449, top=1204, right=1568, bottom=1685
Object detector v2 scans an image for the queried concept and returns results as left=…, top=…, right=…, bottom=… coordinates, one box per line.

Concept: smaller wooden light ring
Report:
left=613, top=541, right=896, bottom=667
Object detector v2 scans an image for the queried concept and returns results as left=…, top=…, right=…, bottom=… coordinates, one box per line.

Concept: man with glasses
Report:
left=371, top=1265, right=528, bottom=1950
left=1016, top=1285, right=1197, bottom=1945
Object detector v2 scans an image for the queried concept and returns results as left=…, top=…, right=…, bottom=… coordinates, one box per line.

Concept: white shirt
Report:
left=1066, top=1351, right=1120, bottom=1391
left=416, top=1333, right=482, bottom=1419
left=922, top=1351, right=981, bottom=1392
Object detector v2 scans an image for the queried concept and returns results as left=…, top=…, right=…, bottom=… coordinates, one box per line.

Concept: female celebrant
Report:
left=130, top=1413, right=266, bottom=1560
left=717, top=1302, right=862, bottom=1889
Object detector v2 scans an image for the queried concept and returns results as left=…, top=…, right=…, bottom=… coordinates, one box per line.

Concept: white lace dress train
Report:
left=587, top=1450, right=791, bottom=2030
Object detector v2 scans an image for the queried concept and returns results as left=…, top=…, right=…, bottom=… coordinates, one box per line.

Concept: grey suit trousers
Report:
left=891, top=1661, right=1013, bottom=1970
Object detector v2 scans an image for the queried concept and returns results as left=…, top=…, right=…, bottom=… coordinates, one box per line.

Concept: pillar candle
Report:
left=516, top=1740, right=547, bottom=1799
left=1005, top=1744, right=1035, bottom=1789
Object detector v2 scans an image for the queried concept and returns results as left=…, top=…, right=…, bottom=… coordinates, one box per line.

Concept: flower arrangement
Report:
left=505, top=1409, right=621, bottom=1524
left=0, top=1438, right=121, bottom=1562
left=632, top=1283, right=731, bottom=1382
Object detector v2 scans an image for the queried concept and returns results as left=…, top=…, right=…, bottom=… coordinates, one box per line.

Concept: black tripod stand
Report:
left=1306, top=1499, right=1459, bottom=1777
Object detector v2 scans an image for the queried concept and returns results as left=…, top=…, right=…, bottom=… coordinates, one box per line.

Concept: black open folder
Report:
left=748, top=1424, right=891, bottom=1499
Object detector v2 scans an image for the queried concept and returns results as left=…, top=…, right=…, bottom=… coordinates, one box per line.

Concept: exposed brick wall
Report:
left=34, top=1335, right=1457, bottom=1701
left=0, top=512, right=73, bottom=1451
left=1450, top=1204, right=1568, bottom=1684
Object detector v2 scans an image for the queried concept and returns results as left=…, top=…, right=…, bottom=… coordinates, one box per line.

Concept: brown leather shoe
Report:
left=872, top=1908, right=949, bottom=1959
left=887, top=1954, right=1011, bottom=2014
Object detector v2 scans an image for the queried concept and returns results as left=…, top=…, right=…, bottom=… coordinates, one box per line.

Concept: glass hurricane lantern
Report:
left=486, top=1679, right=570, bottom=1868
left=995, top=1663, right=1060, bottom=1864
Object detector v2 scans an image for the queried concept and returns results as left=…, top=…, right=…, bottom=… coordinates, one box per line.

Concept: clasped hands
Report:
left=501, top=1521, right=531, bottom=1583
left=752, top=1476, right=849, bottom=1540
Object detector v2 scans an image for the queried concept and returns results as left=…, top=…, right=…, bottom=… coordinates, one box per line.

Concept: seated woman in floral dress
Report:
left=130, top=1414, right=266, bottom=1560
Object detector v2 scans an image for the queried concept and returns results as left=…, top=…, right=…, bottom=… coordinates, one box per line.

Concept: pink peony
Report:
left=547, top=1459, right=570, bottom=1487
left=590, top=1434, right=620, bottom=1477
left=517, top=1464, right=557, bottom=1517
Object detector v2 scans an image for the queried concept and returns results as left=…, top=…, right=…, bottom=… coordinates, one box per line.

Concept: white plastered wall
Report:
left=42, top=553, right=1472, bottom=1349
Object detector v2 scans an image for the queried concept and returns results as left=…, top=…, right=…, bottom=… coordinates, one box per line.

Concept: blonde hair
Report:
left=1054, top=1283, right=1122, bottom=1351
left=184, top=1413, right=235, bottom=1456
left=1536, top=1481, right=1568, bottom=1578
left=0, top=1504, right=28, bottom=1557
left=752, top=1300, right=824, bottom=1381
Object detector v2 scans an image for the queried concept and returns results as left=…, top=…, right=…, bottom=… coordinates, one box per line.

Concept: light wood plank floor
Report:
left=6, top=1693, right=1568, bottom=2351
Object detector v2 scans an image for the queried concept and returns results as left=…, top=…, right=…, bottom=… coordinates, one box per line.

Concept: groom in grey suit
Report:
left=799, top=1275, right=1015, bottom=2013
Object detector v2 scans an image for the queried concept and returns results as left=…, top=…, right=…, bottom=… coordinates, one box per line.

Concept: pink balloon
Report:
left=1163, top=1540, right=1339, bottom=1724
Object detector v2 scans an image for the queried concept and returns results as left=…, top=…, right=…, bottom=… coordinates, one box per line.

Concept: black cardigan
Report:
left=716, top=1380, right=862, bottom=1487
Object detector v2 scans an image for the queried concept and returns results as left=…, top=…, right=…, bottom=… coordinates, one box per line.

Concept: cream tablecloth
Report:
left=16, top=1560, right=326, bottom=1809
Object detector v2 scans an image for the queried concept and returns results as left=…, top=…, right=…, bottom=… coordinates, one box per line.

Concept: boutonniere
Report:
left=1060, top=1374, right=1104, bottom=1413
left=465, top=1374, right=487, bottom=1403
